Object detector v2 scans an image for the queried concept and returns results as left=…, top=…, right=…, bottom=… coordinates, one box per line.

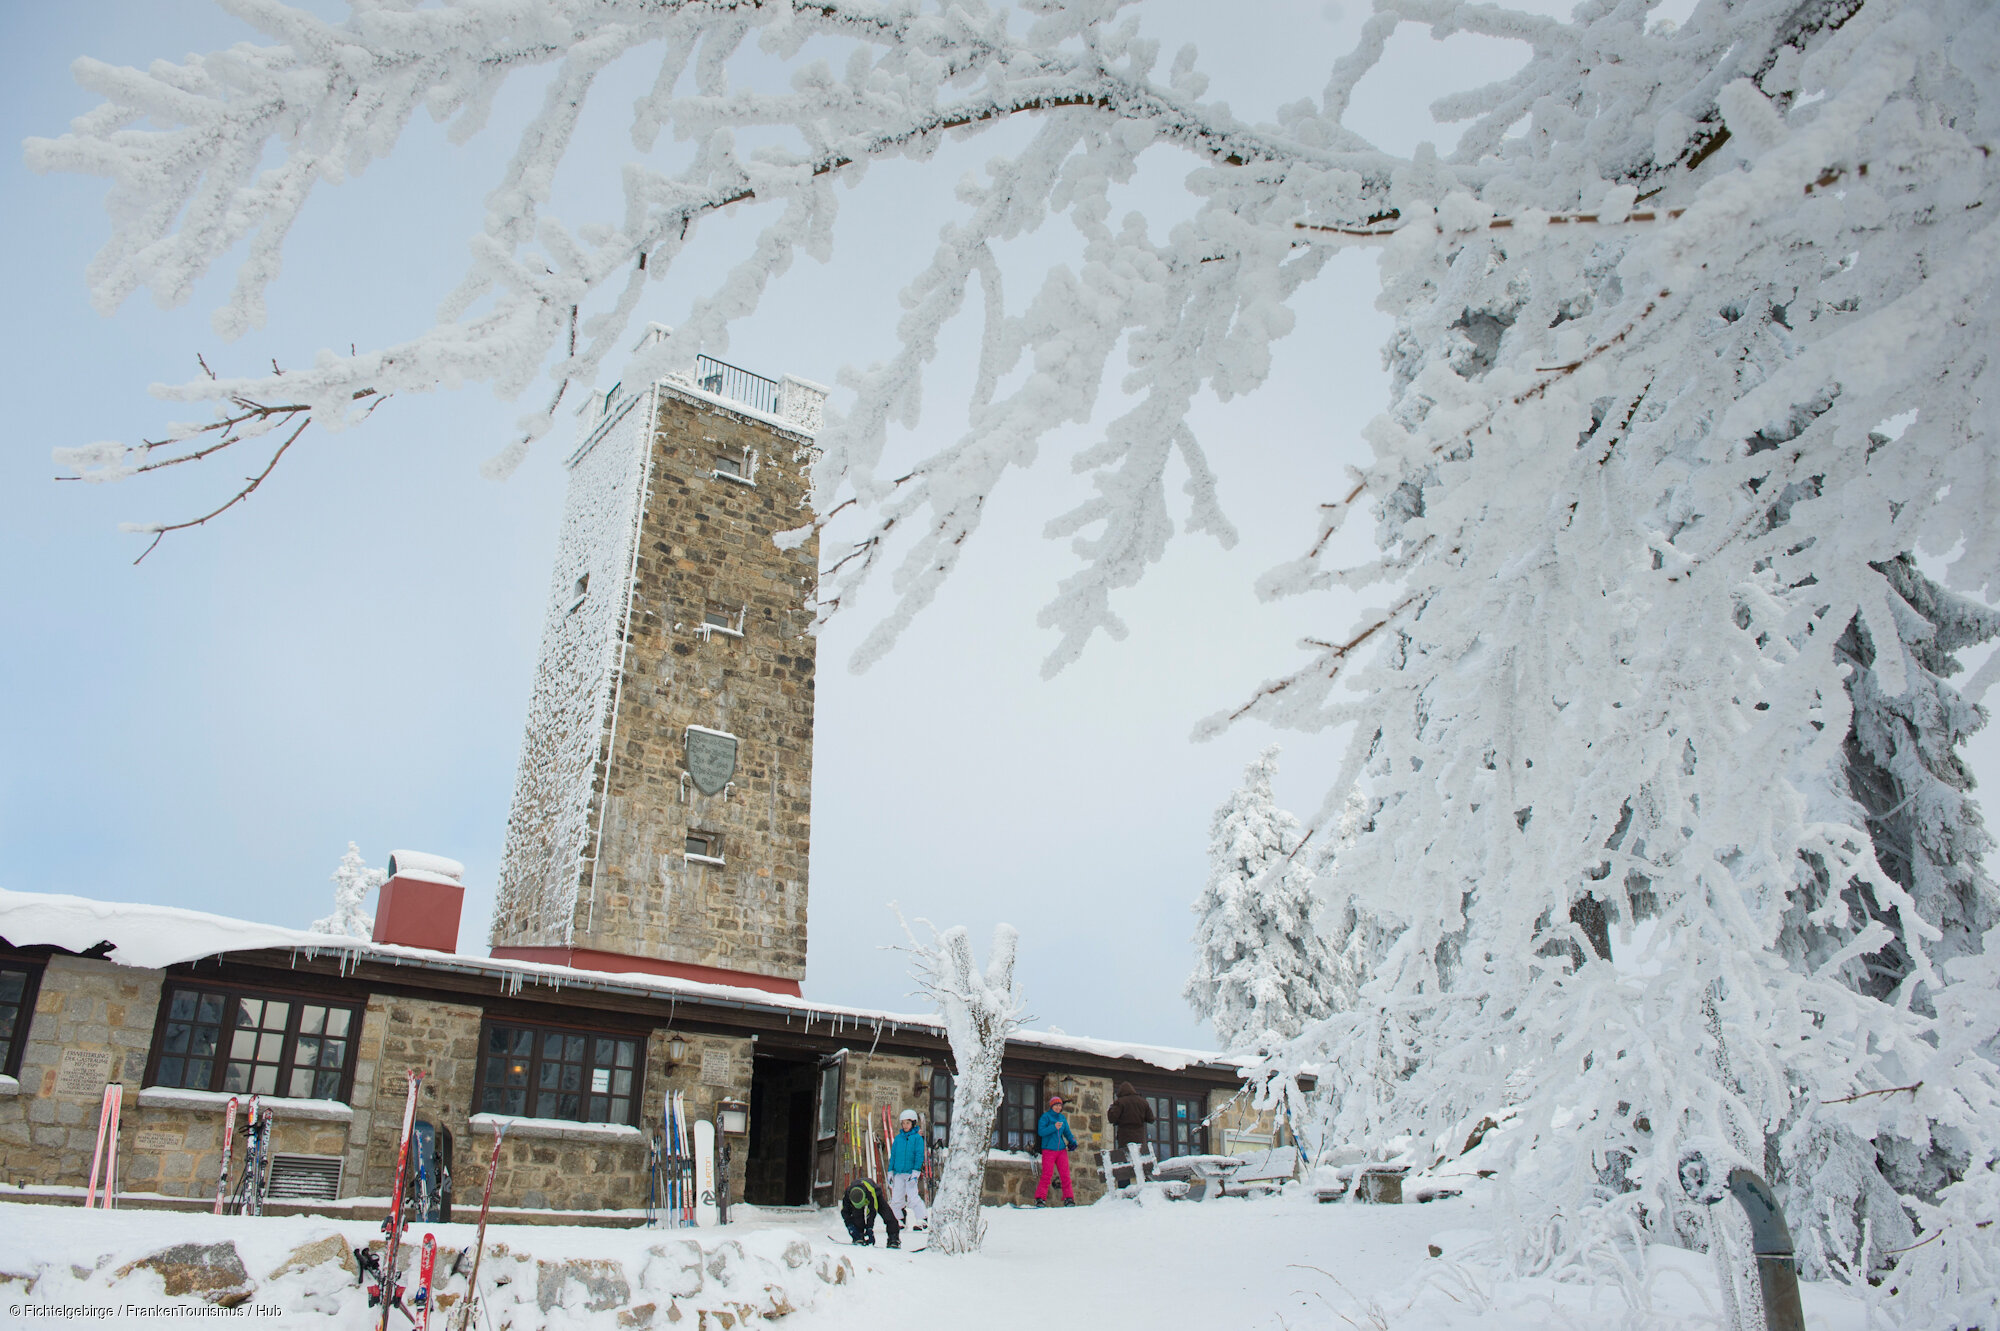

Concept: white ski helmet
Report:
left=899, top=1109, right=918, bottom=1122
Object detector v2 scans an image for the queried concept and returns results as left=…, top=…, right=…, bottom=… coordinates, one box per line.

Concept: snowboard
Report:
left=694, top=1119, right=718, bottom=1226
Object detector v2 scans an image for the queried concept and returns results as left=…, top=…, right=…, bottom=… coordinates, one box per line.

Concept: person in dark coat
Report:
left=841, top=1178, right=902, bottom=1248
left=1106, top=1082, right=1156, bottom=1187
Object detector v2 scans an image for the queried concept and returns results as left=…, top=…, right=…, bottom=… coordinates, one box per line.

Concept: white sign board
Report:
left=700, top=1048, right=732, bottom=1087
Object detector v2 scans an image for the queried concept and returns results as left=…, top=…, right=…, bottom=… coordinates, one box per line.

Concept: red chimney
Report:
left=371, top=850, right=465, bottom=952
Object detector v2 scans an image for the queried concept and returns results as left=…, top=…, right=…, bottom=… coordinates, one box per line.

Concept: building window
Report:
left=929, top=1071, right=953, bottom=1149
left=711, top=454, right=742, bottom=478
left=684, top=831, right=724, bottom=863
left=149, top=986, right=359, bottom=1101
left=923, top=1071, right=1042, bottom=1151
left=996, top=1075, right=1043, bottom=1152
left=567, top=573, right=589, bottom=614
left=1144, top=1093, right=1207, bottom=1162
left=0, top=961, right=43, bottom=1079
left=478, top=1022, right=640, bottom=1125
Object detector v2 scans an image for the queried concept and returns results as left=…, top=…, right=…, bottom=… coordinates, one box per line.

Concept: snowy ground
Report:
left=0, top=1185, right=1880, bottom=1330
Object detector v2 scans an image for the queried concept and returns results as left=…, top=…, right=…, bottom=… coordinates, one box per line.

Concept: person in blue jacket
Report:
left=1034, top=1094, right=1079, bottom=1206
left=887, top=1108, right=928, bottom=1228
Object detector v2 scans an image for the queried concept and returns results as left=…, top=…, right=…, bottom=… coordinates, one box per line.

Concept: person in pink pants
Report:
left=1034, top=1094, right=1079, bottom=1205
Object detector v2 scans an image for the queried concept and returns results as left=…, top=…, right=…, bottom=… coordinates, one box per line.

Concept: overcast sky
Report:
left=5, top=1, right=1995, bottom=1053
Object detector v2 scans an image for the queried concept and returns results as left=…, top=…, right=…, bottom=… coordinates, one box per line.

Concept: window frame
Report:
left=143, top=981, right=363, bottom=1103
left=473, top=1017, right=644, bottom=1127
left=0, top=958, right=46, bottom=1081
left=930, top=1071, right=1043, bottom=1152
left=995, top=1074, right=1044, bottom=1152
left=1141, top=1090, right=1209, bottom=1162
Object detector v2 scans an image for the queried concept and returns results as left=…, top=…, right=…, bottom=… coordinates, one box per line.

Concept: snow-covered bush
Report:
left=903, top=918, right=1025, bottom=1256
left=308, top=842, right=382, bottom=940
left=1185, top=746, right=1340, bottom=1049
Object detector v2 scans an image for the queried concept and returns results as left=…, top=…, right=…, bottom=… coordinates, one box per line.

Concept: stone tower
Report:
left=490, top=354, right=825, bottom=995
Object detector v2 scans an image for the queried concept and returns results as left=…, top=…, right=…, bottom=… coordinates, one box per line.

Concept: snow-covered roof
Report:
left=0, top=888, right=1245, bottom=1076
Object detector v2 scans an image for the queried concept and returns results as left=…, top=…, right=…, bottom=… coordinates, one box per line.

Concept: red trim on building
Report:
left=488, top=945, right=803, bottom=997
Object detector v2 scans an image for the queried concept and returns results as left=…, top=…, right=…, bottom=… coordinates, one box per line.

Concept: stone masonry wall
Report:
left=127, top=1104, right=348, bottom=1200
left=0, top=957, right=161, bottom=1190
left=350, top=994, right=481, bottom=1201
left=572, top=389, right=820, bottom=980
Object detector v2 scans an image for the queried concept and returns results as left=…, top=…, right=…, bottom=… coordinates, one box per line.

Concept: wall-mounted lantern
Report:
left=1295, top=1072, right=1319, bottom=1094
left=1060, top=1074, right=1078, bottom=1100
left=666, top=1035, right=690, bottom=1069
left=717, top=1100, right=750, bottom=1136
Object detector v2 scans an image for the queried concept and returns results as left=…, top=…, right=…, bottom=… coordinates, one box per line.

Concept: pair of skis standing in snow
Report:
left=211, top=1094, right=275, bottom=1215
left=646, top=1089, right=723, bottom=1227
left=363, top=1069, right=508, bottom=1331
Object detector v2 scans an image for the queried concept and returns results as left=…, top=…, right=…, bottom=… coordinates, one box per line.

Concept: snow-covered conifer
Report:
left=310, top=842, right=382, bottom=940
left=1184, top=746, right=1340, bottom=1049
left=903, top=918, right=1024, bottom=1255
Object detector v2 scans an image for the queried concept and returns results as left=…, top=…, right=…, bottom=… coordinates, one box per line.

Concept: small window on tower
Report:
left=698, top=603, right=744, bottom=639
left=711, top=450, right=758, bottom=485
left=567, top=574, right=589, bottom=615
left=684, top=831, right=724, bottom=865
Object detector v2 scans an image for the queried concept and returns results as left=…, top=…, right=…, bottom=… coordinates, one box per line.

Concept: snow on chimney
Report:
left=371, top=849, right=465, bottom=953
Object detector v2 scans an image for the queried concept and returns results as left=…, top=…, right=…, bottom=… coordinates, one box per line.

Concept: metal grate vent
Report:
left=265, top=1153, right=343, bottom=1201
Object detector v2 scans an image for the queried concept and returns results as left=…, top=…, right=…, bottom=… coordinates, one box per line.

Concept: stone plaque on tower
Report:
left=686, top=726, right=738, bottom=796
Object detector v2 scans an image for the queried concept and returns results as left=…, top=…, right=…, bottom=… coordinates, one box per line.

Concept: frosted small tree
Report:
left=309, top=842, right=382, bottom=939
left=1185, top=746, right=1339, bottom=1049
left=902, top=917, right=1024, bottom=1256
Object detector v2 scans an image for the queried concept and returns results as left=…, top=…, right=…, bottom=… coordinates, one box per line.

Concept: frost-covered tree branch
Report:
left=901, top=914, right=1023, bottom=1255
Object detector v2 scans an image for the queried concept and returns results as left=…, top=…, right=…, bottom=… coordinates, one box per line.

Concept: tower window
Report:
left=710, top=449, right=758, bottom=485
left=685, top=831, right=724, bottom=864
left=697, top=603, right=745, bottom=639
left=567, top=574, right=589, bottom=615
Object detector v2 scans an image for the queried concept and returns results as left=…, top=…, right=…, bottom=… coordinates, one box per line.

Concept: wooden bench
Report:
left=1215, top=1146, right=1300, bottom=1197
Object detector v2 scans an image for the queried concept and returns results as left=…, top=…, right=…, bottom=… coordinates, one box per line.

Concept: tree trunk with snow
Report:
left=905, top=921, right=1024, bottom=1256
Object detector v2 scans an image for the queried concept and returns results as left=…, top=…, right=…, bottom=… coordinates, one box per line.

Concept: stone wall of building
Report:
left=349, top=994, right=481, bottom=1201
left=653, top=1029, right=753, bottom=1208
left=126, top=1101, right=350, bottom=1200
left=0, top=957, right=161, bottom=1191
left=571, top=389, right=820, bottom=982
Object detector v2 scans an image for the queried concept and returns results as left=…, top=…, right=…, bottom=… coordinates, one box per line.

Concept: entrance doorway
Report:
left=744, top=1053, right=817, bottom=1205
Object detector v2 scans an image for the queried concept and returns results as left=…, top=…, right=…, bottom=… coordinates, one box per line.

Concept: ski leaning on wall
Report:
left=211, top=1095, right=238, bottom=1215
left=453, top=1120, right=506, bottom=1331
left=675, top=1092, right=697, bottom=1227
left=378, top=1070, right=424, bottom=1331
left=84, top=1082, right=121, bottom=1209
